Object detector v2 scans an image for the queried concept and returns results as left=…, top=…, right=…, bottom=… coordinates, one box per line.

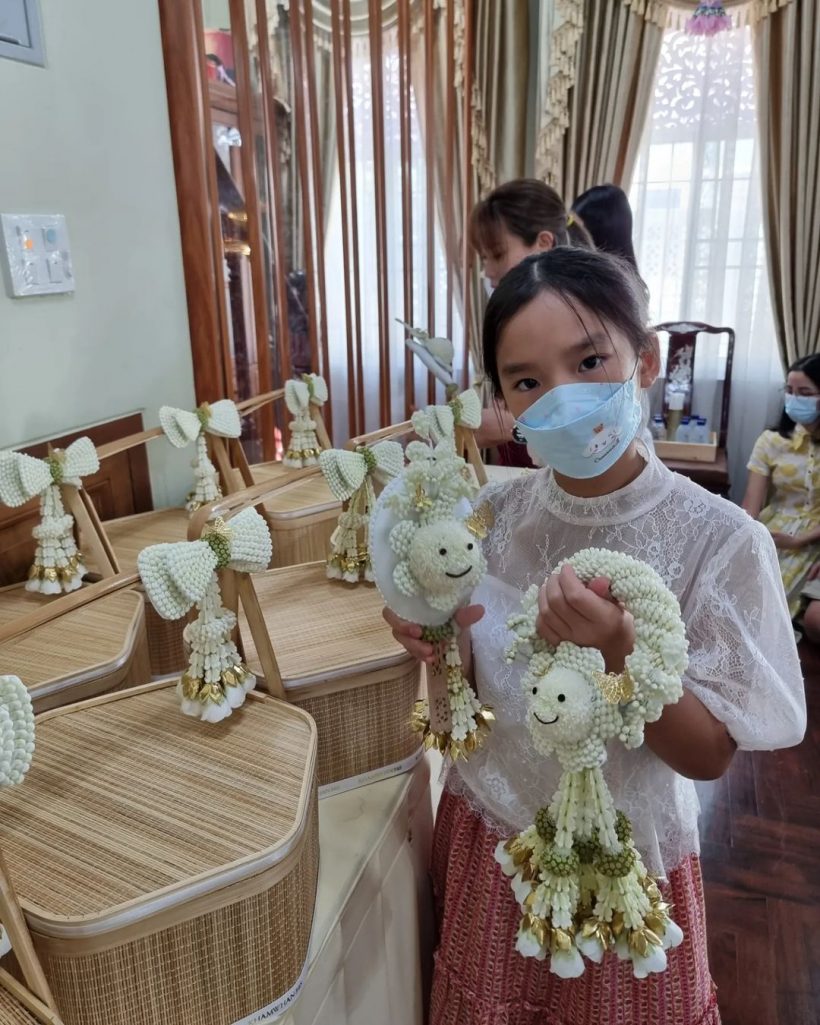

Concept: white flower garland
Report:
left=372, top=411, right=495, bottom=759
left=0, top=674, right=35, bottom=961
left=0, top=438, right=98, bottom=595
left=159, top=400, right=241, bottom=514
left=137, top=508, right=272, bottom=722
left=320, top=441, right=404, bottom=584
left=284, top=374, right=328, bottom=468
left=496, top=548, right=688, bottom=979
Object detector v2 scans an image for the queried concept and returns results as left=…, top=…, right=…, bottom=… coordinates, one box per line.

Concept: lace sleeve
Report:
left=747, top=430, right=774, bottom=476
left=682, top=519, right=806, bottom=751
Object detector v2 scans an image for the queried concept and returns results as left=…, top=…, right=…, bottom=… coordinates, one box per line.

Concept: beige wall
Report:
left=0, top=0, right=196, bottom=507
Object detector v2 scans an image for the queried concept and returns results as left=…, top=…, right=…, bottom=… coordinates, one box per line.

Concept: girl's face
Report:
left=495, top=290, right=659, bottom=420
left=786, top=371, right=820, bottom=399
left=480, top=226, right=554, bottom=288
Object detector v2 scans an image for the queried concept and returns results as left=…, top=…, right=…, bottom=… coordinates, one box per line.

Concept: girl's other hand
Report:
left=536, top=564, right=635, bottom=674
left=382, top=604, right=485, bottom=665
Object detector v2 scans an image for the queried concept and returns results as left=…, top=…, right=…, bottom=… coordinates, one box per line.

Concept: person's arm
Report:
left=741, top=469, right=769, bottom=519
left=535, top=566, right=735, bottom=780
left=474, top=407, right=515, bottom=449
left=383, top=604, right=484, bottom=681
left=643, top=694, right=736, bottom=780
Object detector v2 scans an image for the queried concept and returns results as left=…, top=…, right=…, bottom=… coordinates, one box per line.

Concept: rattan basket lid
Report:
left=0, top=588, right=144, bottom=700
left=262, top=475, right=339, bottom=522
left=0, top=683, right=316, bottom=936
left=240, top=562, right=411, bottom=688
left=101, top=508, right=189, bottom=574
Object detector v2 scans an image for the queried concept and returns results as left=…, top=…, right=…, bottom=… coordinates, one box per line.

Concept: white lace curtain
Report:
left=323, top=28, right=462, bottom=442
left=629, top=26, right=784, bottom=499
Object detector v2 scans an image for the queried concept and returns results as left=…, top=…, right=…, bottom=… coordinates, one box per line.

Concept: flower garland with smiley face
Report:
left=370, top=408, right=495, bottom=759
left=496, top=548, right=689, bottom=980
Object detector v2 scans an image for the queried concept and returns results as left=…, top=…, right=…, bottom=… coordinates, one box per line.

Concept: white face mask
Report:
left=483, top=277, right=494, bottom=299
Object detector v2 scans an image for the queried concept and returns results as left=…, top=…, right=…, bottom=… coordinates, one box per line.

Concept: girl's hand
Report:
left=771, top=531, right=806, bottom=550
left=536, top=564, right=635, bottom=674
left=382, top=604, right=485, bottom=665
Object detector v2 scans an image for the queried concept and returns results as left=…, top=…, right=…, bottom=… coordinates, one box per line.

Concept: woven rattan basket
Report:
left=239, top=561, right=423, bottom=796
left=0, top=681, right=319, bottom=1025
left=261, top=477, right=340, bottom=570
left=101, top=508, right=190, bottom=675
left=0, top=585, right=149, bottom=713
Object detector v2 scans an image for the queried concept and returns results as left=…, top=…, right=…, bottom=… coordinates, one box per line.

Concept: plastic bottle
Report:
left=650, top=415, right=667, bottom=441
left=675, top=416, right=692, bottom=443
left=693, top=417, right=709, bottom=444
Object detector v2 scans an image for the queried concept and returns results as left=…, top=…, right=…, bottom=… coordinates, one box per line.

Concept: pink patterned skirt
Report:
left=430, top=789, right=721, bottom=1025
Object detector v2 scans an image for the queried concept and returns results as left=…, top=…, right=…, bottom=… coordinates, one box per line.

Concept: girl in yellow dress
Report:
left=742, top=354, right=820, bottom=617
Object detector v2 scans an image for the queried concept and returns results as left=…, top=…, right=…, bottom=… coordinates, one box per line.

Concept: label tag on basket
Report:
left=231, top=964, right=307, bottom=1024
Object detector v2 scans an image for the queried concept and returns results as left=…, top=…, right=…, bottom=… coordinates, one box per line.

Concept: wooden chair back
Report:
left=653, top=321, right=736, bottom=449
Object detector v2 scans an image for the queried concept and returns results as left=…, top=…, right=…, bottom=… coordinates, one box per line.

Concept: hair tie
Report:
left=567, top=214, right=575, bottom=228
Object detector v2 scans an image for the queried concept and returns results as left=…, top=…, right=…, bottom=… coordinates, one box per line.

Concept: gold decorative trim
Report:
left=223, top=240, right=252, bottom=256
left=535, top=0, right=584, bottom=186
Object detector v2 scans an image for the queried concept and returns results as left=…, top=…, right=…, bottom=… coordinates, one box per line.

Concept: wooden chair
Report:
left=188, top=476, right=424, bottom=796
left=0, top=573, right=318, bottom=1025
left=0, top=478, right=149, bottom=713
left=0, top=850, right=63, bottom=1024
left=654, top=320, right=735, bottom=496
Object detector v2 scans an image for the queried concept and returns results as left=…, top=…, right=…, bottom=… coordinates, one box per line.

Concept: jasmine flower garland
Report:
left=137, top=508, right=272, bottom=722
left=496, top=548, right=688, bottom=979
left=0, top=438, right=99, bottom=594
left=283, top=373, right=328, bottom=468
left=370, top=409, right=495, bottom=760
left=159, top=399, right=242, bottom=513
left=0, top=674, right=35, bottom=960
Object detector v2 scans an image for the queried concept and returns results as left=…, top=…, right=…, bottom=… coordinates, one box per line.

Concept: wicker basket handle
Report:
left=0, top=574, right=140, bottom=645
left=0, top=849, right=59, bottom=1016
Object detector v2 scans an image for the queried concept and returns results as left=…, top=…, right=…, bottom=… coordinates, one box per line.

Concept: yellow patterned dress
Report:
left=747, top=426, right=820, bottom=616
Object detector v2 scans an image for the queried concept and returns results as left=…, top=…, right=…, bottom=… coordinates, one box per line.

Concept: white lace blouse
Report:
left=448, top=452, right=807, bottom=877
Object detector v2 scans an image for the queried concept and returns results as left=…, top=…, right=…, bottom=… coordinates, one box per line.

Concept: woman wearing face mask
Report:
left=385, top=248, right=805, bottom=1024
left=470, top=179, right=593, bottom=463
left=742, top=354, right=820, bottom=618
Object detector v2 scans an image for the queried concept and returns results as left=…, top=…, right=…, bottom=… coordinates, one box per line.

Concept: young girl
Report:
left=470, top=179, right=592, bottom=464
left=742, top=353, right=820, bottom=619
left=385, top=248, right=806, bottom=1024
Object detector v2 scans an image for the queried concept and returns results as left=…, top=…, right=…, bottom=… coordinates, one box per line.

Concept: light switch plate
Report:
left=1, top=213, right=74, bottom=297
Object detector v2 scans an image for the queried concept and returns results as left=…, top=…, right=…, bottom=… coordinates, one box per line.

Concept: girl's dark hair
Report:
left=482, top=247, right=651, bottom=396
left=470, top=178, right=593, bottom=256
left=774, top=354, right=820, bottom=437
left=571, top=184, right=639, bottom=270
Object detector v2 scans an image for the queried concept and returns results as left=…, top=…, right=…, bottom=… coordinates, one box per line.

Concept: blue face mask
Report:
left=514, top=372, right=643, bottom=479
left=785, top=394, right=820, bottom=425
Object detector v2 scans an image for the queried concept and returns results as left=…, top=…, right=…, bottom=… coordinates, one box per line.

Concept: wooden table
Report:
left=661, top=448, right=730, bottom=496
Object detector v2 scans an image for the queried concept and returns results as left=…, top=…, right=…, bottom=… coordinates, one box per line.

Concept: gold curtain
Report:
left=410, top=0, right=531, bottom=378
left=559, top=0, right=664, bottom=200
left=753, top=0, right=819, bottom=364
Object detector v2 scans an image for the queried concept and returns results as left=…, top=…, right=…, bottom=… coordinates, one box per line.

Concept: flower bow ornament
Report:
left=0, top=437, right=99, bottom=594
left=370, top=417, right=494, bottom=759
left=685, top=1, right=732, bottom=35
left=398, top=319, right=456, bottom=388
left=496, top=549, right=688, bottom=980
left=320, top=440, right=404, bottom=583
left=0, top=674, right=35, bottom=959
left=284, top=373, right=329, bottom=468
left=159, top=399, right=241, bottom=513
left=137, top=508, right=272, bottom=723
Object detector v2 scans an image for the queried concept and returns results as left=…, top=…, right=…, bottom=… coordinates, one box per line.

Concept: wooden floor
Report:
left=698, top=640, right=820, bottom=1025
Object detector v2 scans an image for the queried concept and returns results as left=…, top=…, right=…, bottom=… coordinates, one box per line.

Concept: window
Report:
left=630, top=26, right=784, bottom=497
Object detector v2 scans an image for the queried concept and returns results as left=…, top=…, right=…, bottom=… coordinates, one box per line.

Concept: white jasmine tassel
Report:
left=0, top=438, right=98, bottom=595
left=138, top=509, right=272, bottom=722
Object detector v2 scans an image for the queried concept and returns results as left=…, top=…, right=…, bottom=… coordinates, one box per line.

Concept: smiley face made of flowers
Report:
left=496, top=548, right=689, bottom=980
left=370, top=410, right=494, bottom=759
